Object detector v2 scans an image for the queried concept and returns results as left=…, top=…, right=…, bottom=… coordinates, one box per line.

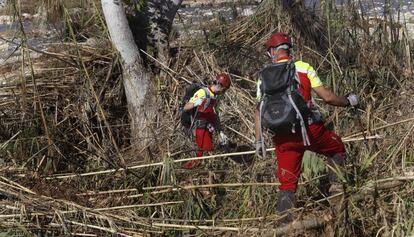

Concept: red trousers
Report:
left=273, top=123, right=346, bottom=192
left=183, top=128, right=213, bottom=169
left=195, top=128, right=214, bottom=153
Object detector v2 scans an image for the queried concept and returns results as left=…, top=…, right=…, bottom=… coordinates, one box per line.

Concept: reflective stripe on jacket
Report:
left=189, top=86, right=219, bottom=126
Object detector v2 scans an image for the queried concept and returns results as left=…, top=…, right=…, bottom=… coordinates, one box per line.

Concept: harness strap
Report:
left=189, top=87, right=212, bottom=129
left=287, top=61, right=310, bottom=145
left=199, top=87, right=212, bottom=112
left=193, top=119, right=208, bottom=128
left=288, top=93, right=311, bottom=146
left=259, top=100, right=266, bottom=158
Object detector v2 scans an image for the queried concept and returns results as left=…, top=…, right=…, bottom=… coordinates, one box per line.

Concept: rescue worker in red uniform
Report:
left=182, top=73, right=231, bottom=169
left=254, top=32, right=358, bottom=218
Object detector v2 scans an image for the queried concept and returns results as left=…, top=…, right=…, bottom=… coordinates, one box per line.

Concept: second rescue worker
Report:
left=182, top=73, right=231, bottom=169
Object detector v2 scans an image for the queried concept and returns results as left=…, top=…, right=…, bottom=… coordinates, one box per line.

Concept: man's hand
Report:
left=255, top=140, right=265, bottom=158
left=347, top=94, right=358, bottom=107
left=193, top=98, right=204, bottom=107
left=219, top=131, right=228, bottom=146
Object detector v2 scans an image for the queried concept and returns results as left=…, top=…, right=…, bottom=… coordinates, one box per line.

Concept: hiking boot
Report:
left=326, top=154, right=346, bottom=207
left=277, top=190, right=296, bottom=224
left=183, top=160, right=201, bottom=169
left=328, top=183, right=345, bottom=209
left=329, top=183, right=343, bottom=195
left=327, top=153, right=345, bottom=183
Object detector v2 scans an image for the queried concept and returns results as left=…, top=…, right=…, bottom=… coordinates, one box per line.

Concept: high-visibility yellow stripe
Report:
left=189, top=88, right=214, bottom=103
left=295, top=61, right=323, bottom=88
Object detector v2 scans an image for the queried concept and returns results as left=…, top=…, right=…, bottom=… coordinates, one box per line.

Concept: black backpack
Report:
left=179, top=83, right=210, bottom=128
left=259, top=61, right=312, bottom=145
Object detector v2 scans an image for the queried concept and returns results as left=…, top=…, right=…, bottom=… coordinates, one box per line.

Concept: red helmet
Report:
left=215, top=73, right=231, bottom=89
left=265, top=32, right=292, bottom=50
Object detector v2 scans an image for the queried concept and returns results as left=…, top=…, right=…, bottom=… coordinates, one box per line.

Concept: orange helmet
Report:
left=216, top=73, right=231, bottom=89
left=265, top=32, right=292, bottom=50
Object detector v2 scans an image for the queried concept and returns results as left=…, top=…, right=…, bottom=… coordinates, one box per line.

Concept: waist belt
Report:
left=193, top=119, right=216, bottom=132
left=194, top=119, right=208, bottom=128
left=194, top=119, right=208, bottom=129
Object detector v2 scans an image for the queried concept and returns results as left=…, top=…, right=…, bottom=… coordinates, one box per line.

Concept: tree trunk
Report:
left=146, top=0, right=183, bottom=64
left=101, top=0, right=156, bottom=151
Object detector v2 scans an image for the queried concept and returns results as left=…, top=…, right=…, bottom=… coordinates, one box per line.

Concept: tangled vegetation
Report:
left=0, top=0, right=413, bottom=236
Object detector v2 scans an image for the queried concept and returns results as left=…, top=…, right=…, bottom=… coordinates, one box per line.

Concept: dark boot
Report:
left=316, top=174, right=330, bottom=201
left=326, top=154, right=346, bottom=206
left=276, top=190, right=296, bottom=223
left=327, top=153, right=345, bottom=184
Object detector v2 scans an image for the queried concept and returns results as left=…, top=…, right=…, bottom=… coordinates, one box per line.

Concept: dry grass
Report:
left=1, top=0, right=84, bottom=14
left=0, top=0, right=413, bottom=236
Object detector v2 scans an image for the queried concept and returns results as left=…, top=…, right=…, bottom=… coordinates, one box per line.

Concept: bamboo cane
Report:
left=343, top=117, right=414, bottom=139
left=94, top=201, right=183, bottom=211
left=77, top=174, right=325, bottom=198
left=151, top=222, right=260, bottom=232
left=385, top=123, right=414, bottom=163
left=47, top=131, right=387, bottom=180
left=77, top=182, right=282, bottom=197
left=46, top=148, right=273, bottom=179
left=139, top=49, right=191, bottom=84
left=143, top=216, right=273, bottom=224
left=67, top=220, right=133, bottom=237
left=0, top=130, right=21, bottom=150
left=146, top=176, right=414, bottom=234
left=70, top=233, right=97, bottom=237
left=0, top=176, right=36, bottom=194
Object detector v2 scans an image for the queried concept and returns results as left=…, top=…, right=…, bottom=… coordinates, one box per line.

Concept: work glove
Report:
left=346, top=94, right=358, bottom=107
left=193, top=98, right=204, bottom=107
left=207, top=123, right=215, bottom=133
left=255, top=140, right=265, bottom=158
left=218, top=131, right=229, bottom=146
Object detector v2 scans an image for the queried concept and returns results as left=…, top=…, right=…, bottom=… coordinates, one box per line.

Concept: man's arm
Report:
left=313, top=86, right=350, bottom=107
left=183, top=101, right=197, bottom=111
left=183, top=89, right=205, bottom=111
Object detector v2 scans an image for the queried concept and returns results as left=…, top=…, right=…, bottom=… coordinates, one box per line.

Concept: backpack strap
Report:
left=288, top=93, right=311, bottom=146
left=287, top=60, right=301, bottom=89
left=190, top=87, right=212, bottom=130
left=258, top=100, right=266, bottom=158
left=286, top=61, right=311, bottom=146
left=199, top=87, right=211, bottom=112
